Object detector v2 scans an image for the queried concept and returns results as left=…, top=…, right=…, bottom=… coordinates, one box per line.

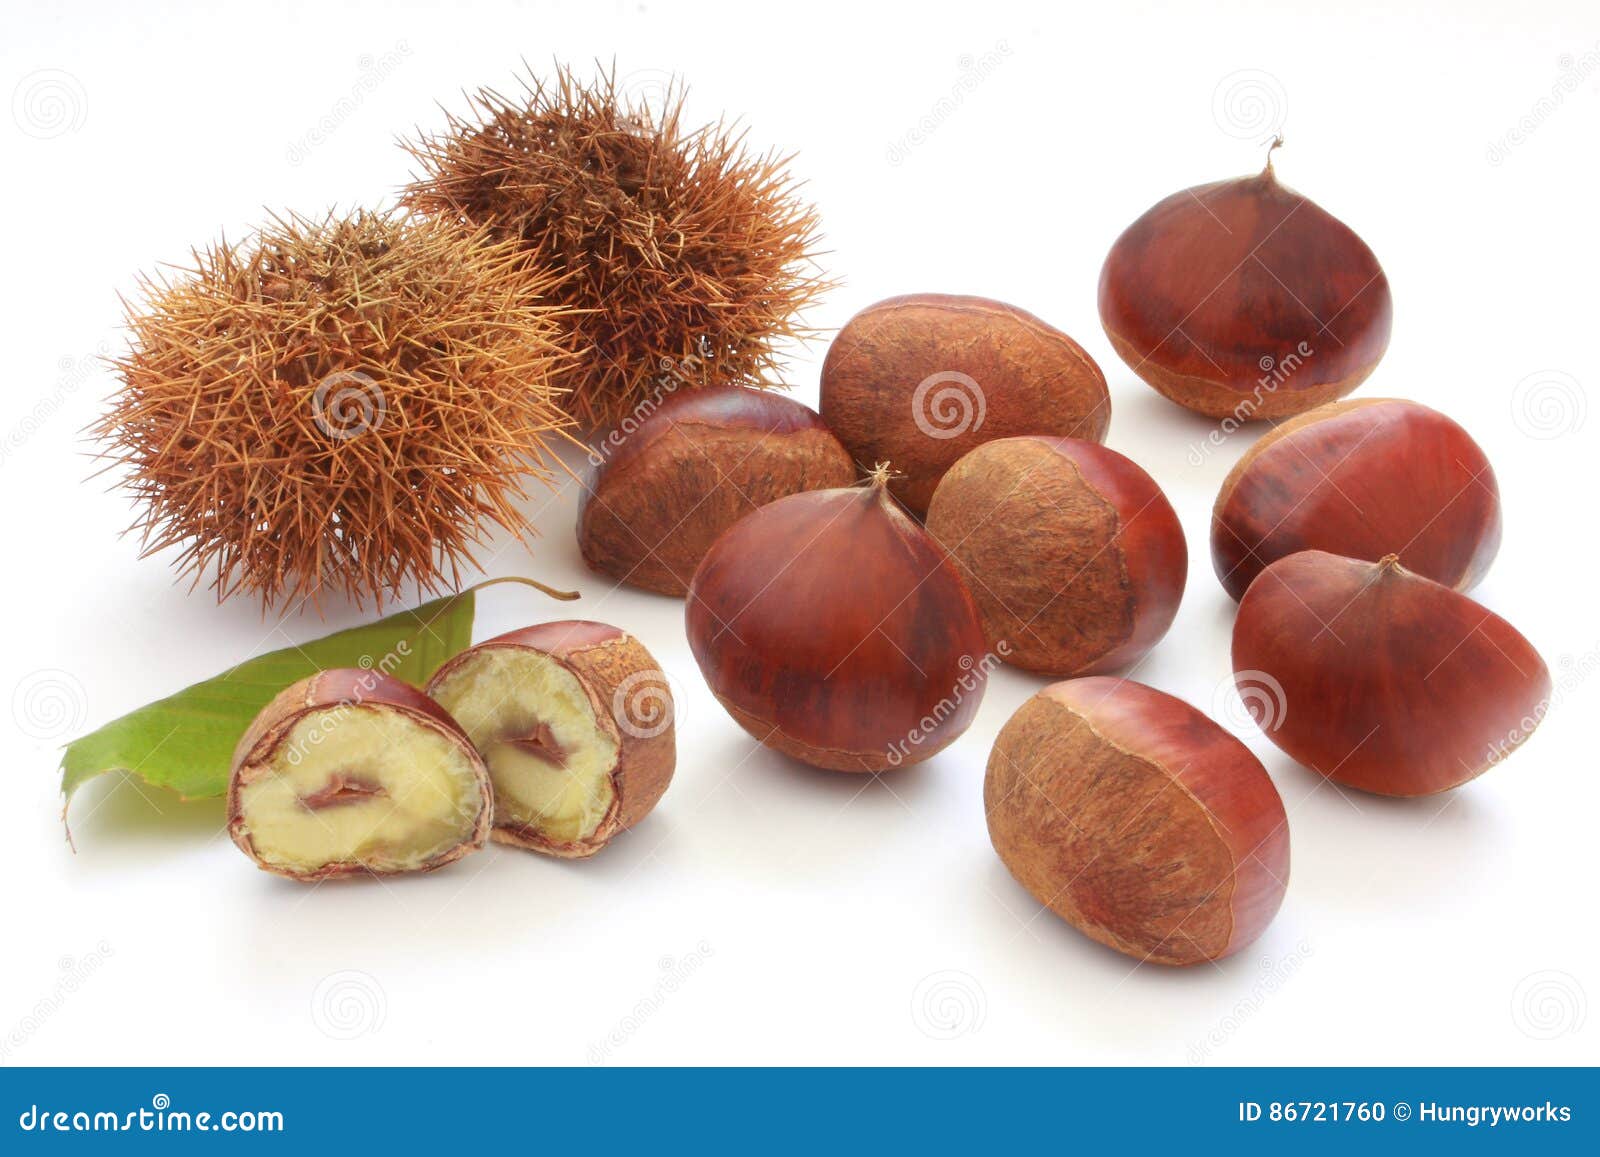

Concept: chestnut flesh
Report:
left=1232, top=551, right=1550, bottom=796
left=986, top=677, right=1290, bottom=966
left=427, top=620, right=675, bottom=857
left=228, top=670, right=492, bottom=881
left=819, top=294, right=1110, bottom=516
left=926, top=435, right=1187, bottom=676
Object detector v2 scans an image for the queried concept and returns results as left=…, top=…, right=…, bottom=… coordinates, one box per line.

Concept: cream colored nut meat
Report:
left=227, top=670, right=492, bottom=882
left=426, top=621, right=676, bottom=858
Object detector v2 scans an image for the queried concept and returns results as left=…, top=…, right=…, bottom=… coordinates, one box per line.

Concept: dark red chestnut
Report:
left=986, top=677, right=1289, bottom=966
left=579, top=385, right=856, bottom=595
left=926, top=436, right=1186, bottom=676
left=1233, top=551, right=1550, bottom=796
left=819, top=294, right=1110, bottom=516
left=686, top=468, right=988, bottom=771
left=1212, top=398, right=1501, bottom=600
left=1099, top=145, right=1392, bottom=419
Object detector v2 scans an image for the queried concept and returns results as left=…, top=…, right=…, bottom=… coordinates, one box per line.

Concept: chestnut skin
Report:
left=819, top=294, right=1110, bottom=516
left=228, top=670, right=492, bottom=882
left=1212, top=398, right=1501, bottom=600
left=579, top=386, right=856, bottom=596
left=926, top=436, right=1186, bottom=676
left=986, top=677, right=1289, bottom=966
left=1233, top=551, right=1551, bottom=796
left=1099, top=153, right=1392, bottom=419
left=686, top=473, right=988, bottom=771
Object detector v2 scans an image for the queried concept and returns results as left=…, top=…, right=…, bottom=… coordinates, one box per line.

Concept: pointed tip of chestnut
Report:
left=1233, top=550, right=1551, bottom=796
left=1211, top=398, right=1502, bottom=600
left=1262, top=133, right=1284, bottom=176
left=1099, top=159, right=1392, bottom=420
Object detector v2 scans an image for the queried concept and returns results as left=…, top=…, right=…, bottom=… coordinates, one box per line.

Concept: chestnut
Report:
left=1098, top=145, right=1392, bottom=419
left=925, top=436, right=1186, bottom=676
left=818, top=294, right=1110, bottom=517
left=986, top=677, right=1289, bottom=966
left=686, top=468, right=987, bottom=771
left=426, top=620, right=675, bottom=858
left=228, top=670, right=492, bottom=881
left=1212, top=398, right=1501, bottom=600
left=579, top=386, right=856, bottom=596
left=1232, top=551, right=1551, bottom=796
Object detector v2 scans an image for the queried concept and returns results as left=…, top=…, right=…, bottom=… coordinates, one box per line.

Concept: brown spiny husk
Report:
left=96, top=209, right=574, bottom=609
left=400, top=63, right=827, bottom=430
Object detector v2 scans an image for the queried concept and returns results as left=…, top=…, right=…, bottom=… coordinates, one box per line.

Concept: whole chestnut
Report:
left=1212, top=398, right=1501, bottom=600
left=1098, top=145, right=1392, bottom=419
left=986, top=677, right=1289, bottom=966
left=819, top=294, right=1110, bottom=516
left=427, top=620, right=675, bottom=858
left=925, top=436, right=1186, bottom=676
left=1232, top=551, right=1550, bottom=796
left=228, top=670, right=492, bottom=881
left=579, top=386, right=856, bottom=596
left=686, top=468, right=988, bottom=771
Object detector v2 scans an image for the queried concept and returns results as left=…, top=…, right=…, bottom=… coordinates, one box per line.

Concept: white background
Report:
left=2, top=0, right=1596, bottom=1066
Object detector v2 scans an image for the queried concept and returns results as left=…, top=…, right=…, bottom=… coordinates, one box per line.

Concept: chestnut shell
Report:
left=925, top=435, right=1187, bottom=676
left=986, top=677, right=1289, bottom=966
left=579, top=386, right=856, bottom=596
left=819, top=294, right=1110, bottom=516
left=1232, top=551, right=1550, bottom=796
left=1212, top=398, right=1501, bottom=600
left=1099, top=162, right=1392, bottom=419
left=685, top=479, right=988, bottom=771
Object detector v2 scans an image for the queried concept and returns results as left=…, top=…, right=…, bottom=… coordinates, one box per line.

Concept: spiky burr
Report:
left=401, top=64, right=828, bottom=430
left=96, top=209, right=574, bottom=609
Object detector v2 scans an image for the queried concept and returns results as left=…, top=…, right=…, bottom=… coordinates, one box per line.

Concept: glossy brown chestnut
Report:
left=986, top=677, right=1289, bottom=966
left=579, top=386, right=856, bottom=595
left=427, top=620, right=675, bottom=858
left=1099, top=148, right=1392, bottom=419
left=1212, top=398, right=1501, bottom=600
left=228, top=670, right=492, bottom=881
left=1233, top=551, right=1550, bottom=796
left=926, top=436, right=1186, bottom=676
left=819, top=294, right=1110, bottom=516
left=686, top=470, right=988, bottom=771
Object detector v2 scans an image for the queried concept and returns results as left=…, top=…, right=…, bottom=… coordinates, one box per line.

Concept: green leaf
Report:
left=59, top=577, right=577, bottom=814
